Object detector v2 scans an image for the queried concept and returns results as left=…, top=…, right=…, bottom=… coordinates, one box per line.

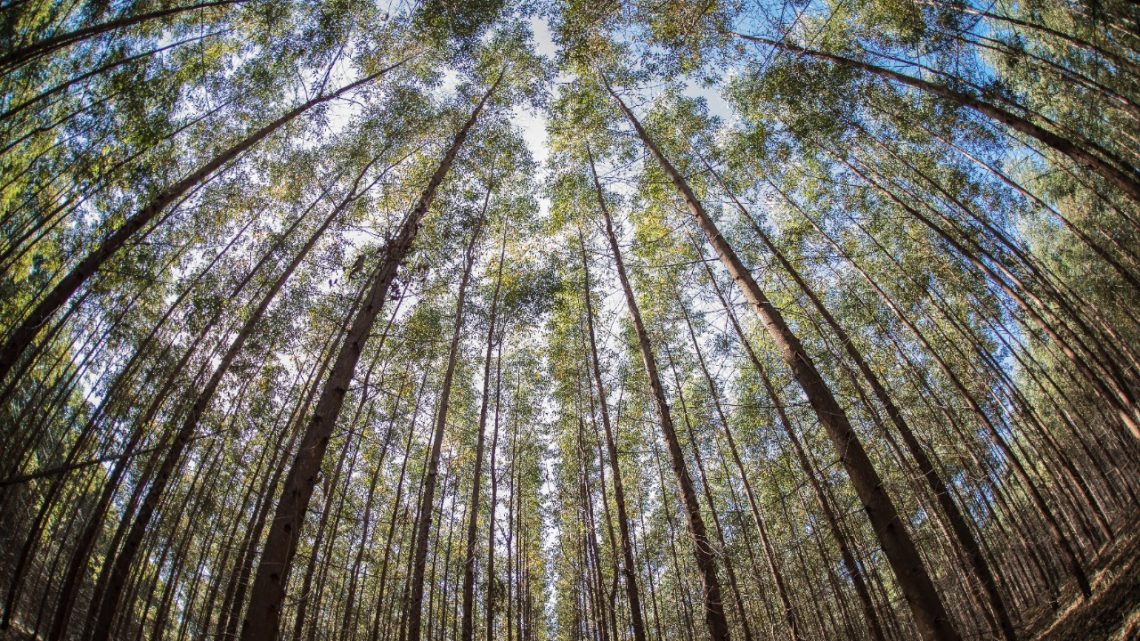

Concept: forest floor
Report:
left=1024, top=519, right=1140, bottom=641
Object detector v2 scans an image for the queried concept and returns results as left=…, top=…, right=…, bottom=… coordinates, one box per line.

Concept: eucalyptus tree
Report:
left=575, top=225, right=649, bottom=641
left=2, top=16, right=438, bottom=631
left=1, top=2, right=1137, bottom=641
left=545, top=81, right=734, bottom=636
left=0, top=0, right=406, bottom=385
left=90, top=130, right=419, bottom=641
left=457, top=123, right=541, bottom=641
left=700, top=6, right=1128, bottom=600
left=239, top=67, right=504, bottom=641
left=0, top=54, right=412, bottom=386
left=595, top=57, right=960, bottom=641
left=627, top=0, right=1135, bottom=611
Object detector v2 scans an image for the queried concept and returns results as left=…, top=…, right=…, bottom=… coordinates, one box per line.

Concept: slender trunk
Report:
left=577, top=416, right=612, bottom=641
left=0, top=32, right=219, bottom=123
left=603, top=77, right=960, bottom=641
left=368, top=369, right=431, bottom=641
left=505, top=405, right=521, bottom=641
left=844, top=151, right=1139, bottom=433
left=649, top=438, right=698, bottom=641
left=218, top=326, right=347, bottom=640
left=587, top=145, right=732, bottom=641
left=941, top=2, right=1140, bottom=76
left=665, top=347, right=760, bottom=641
left=577, top=228, right=650, bottom=641
left=289, top=425, right=358, bottom=641
left=461, top=205, right=508, bottom=641
left=486, top=340, right=505, bottom=641
left=671, top=293, right=793, bottom=641
left=0, top=0, right=239, bottom=71
left=406, top=215, right=487, bottom=641
left=341, top=375, right=408, bottom=641
left=734, top=33, right=1140, bottom=203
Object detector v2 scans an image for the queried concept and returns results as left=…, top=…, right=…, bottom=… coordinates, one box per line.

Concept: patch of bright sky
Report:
left=509, top=17, right=556, bottom=221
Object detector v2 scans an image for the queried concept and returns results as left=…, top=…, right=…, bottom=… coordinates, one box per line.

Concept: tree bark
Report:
left=587, top=145, right=732, bottom=641
left=672, top=292, right=794, bottom=641
left=577, top=227, right=650, bottom=641
left=603, top=77, right=961, bottom=641
left=486, top=337, right=506, bottom=641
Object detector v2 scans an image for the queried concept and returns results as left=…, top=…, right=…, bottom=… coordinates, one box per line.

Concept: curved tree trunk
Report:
left=734, top=33, right=1140, bottom=204
left=0, top=58, right=409, bottom=385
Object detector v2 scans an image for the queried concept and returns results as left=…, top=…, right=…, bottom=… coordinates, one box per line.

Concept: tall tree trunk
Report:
left=576, top=415, right=612, bottom=641
left=218, top=325, right=348, bottom=641
left=341, top=374, right=408, bottom=641
left=648, top=438, right=699, bottom=641
left=486, top=345, right=506, bottom=641
left=461, top=203, right=507, bottom=641
left=841, top=152, right=1139, bottom=437
left=406, top=207, right=488, bottom=641
left=665, top=346, right=760, bottom=641
left=0, top=32, right=219, bottom=123
left=505, top=402, right=521, bottom=641
left=944, top=3, right=1140, bottom=76
left=789, top=184, right=1094, bottom=599
left=577, top=228, right=650, bottom=641
left=368, top=369, right=431, bottom=641
left=289, top=424, right=358, bottom=641
left=587, top=146, right=732, bottom=641
left=603, top=77, right=961, bottom=641
left=671, top=292, right=793, bottom=641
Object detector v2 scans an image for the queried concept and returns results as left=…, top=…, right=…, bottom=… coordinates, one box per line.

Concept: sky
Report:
left=512, top=15, right=738, bottom=226
left=516, top=16, right=557, bottom=169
